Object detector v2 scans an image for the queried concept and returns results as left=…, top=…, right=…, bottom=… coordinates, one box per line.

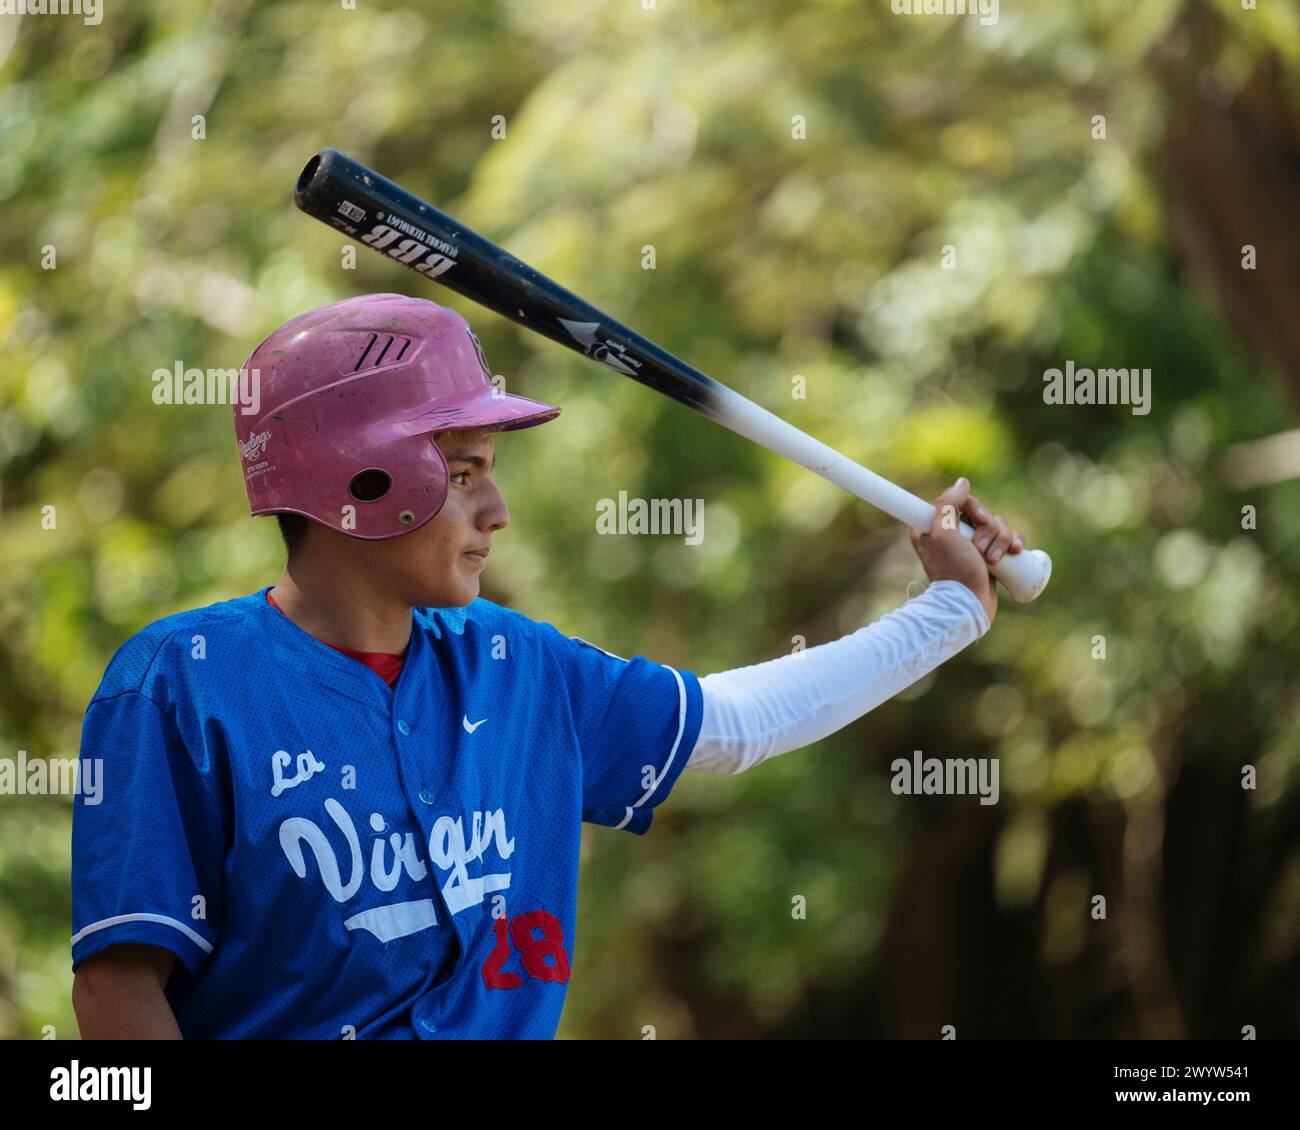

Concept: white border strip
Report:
left=628, top=666, right=690, bottom=812
left=71, top=913, right=214, bottom=953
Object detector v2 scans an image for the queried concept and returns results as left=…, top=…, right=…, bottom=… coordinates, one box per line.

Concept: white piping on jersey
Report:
left=71, top=912, right=214, bottom=953
left=611, top=665, right=690, bottom=830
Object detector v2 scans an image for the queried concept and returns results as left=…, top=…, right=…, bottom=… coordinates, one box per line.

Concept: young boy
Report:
left=70, top=293, right=1023, bottom=1039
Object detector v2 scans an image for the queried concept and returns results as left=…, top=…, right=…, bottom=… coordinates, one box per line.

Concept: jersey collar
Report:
left=253, top=585, right=426, bottom=698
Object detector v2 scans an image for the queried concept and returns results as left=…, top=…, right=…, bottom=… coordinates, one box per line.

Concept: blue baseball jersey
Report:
left=70, top=587, right=703, bottom=1039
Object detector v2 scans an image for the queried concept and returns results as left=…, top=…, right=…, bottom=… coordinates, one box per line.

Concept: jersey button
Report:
left=420, top=1019, right=438, bottom=1034
left=418, top=788, right=435, bottom=805
left=397, top=719, right=411, bottom=735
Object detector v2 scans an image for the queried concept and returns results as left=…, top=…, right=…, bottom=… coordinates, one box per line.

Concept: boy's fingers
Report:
left=965, top=493, right=991, bottom=523
left=975, top=514, right=1010, bottom=556
left=986, top=517, right=1013, bottom=563
left=933, top=478, right=971, bottom=534
left=934, top=482, right=1026, bottom=560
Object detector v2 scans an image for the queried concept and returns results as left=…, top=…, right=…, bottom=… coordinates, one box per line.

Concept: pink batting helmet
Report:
left=233, top=293, right=560, bottom=539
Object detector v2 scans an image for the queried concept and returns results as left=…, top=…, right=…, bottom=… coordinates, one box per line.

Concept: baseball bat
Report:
left=294, top=148, right=1052, bottom=603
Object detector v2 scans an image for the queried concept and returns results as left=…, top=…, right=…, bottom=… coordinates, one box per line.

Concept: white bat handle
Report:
left=710, top=387, right=1053, bottom=603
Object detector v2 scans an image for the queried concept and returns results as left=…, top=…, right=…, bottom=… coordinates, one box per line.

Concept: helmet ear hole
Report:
left=348, top=469, right=392, bottom=502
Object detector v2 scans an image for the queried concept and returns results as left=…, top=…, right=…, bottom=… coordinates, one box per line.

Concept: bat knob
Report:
left=990, top=548, right=1052, bottom=604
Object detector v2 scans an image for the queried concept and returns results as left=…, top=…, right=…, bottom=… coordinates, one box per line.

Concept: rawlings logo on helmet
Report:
left=239, top=429, right=272, bottom=463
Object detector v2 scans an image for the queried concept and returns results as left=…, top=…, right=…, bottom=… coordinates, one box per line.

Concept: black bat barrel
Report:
left=294, top=148, right=725, bottom=414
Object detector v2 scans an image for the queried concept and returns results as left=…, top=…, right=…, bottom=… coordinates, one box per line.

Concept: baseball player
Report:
left=70, top=293, right=1024, bottom=1039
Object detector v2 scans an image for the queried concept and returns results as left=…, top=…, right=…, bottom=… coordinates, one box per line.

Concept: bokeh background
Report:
left=2, top=0, right=1298, bottom=1039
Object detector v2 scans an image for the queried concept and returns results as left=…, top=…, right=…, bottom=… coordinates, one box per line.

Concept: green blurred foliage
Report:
left=1, top=0, right=1297, bottom=1039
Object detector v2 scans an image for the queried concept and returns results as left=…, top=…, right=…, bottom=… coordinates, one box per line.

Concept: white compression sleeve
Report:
left=687, top=580, right=991, bottom=775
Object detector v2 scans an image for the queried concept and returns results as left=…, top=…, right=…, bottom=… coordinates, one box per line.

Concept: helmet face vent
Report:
left=354, top=333, right=412, bottom=372
left=348, top=468, right=392, bottom=502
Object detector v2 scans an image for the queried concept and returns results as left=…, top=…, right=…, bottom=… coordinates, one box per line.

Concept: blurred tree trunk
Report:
left=1158, top=7, right=1300, bottom=410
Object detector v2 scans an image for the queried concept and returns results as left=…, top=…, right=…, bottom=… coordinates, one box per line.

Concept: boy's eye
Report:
left=450, top=470, right=471, bottom=485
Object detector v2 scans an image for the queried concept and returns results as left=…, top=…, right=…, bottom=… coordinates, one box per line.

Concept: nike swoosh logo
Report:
left=463, top=716, right=488, bottom=734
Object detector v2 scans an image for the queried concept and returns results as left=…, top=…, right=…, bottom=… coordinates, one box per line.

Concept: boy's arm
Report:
left=688, top=579, right=989, bottom=774
left=72, top=944, right=182, bottom=1040
left=687, top=481, right=1021, bottom=776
